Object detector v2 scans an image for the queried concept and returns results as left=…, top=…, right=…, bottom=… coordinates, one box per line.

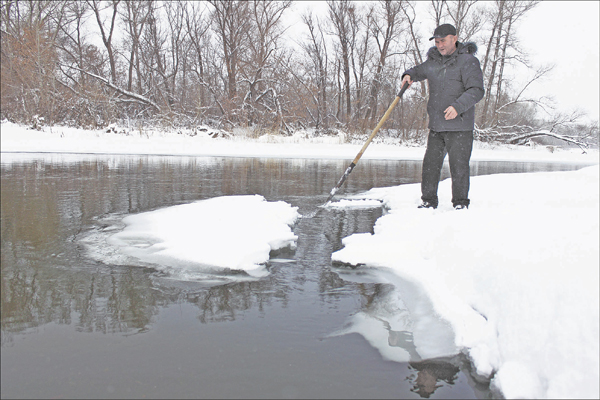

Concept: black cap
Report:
left=429, top=24, right=457, bottom=40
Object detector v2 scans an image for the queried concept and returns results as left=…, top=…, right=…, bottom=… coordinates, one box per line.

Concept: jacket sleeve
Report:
left=402, top=60, right=429, bottom=82
left=451, top=56, right=485, bottom=115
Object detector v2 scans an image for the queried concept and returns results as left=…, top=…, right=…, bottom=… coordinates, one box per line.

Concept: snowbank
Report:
left=332, top=166, right=599, bottom=398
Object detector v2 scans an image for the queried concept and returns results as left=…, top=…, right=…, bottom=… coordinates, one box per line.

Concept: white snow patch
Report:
left=107, top=195, right=298, bottom=277
left=325, top=199, right=383, bottom=209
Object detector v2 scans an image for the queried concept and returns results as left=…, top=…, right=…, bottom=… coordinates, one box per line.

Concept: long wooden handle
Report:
left=323, top=82, right=409, bottom=205
left=351, top=96, right=400, bottom=165
left=351, top=82, right=409, bottom=165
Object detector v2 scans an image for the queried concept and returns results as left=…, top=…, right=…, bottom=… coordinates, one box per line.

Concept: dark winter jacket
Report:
left=403, top=42, right=484, bottom=132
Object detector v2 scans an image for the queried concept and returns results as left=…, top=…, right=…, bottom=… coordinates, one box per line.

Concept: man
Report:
left=401, top=23, right=484, bottom=210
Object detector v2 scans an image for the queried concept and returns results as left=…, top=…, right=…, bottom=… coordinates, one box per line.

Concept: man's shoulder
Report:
left=426, top=46, right=441, bottom=61
left=457, top=43, right=482, bottom=69
left=458, top=42, right=478, bottom=56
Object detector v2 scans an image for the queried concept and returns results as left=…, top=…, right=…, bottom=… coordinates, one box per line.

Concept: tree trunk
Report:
left=481, top=1, right=505, bottom=127
left=328, top=0, right=353, bottom=123
left=493, top=10, right=514, bottom=126
left=89, top=0, right=120, bottom=84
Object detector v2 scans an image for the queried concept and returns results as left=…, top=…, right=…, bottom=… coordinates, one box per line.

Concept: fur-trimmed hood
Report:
left=427, top=41, right=478, bottom=60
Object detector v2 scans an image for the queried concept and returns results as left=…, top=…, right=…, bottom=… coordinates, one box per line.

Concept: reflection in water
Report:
left=152, top=271, right=293, bottom=324
left=332, top=256, right=493, bottom=398
left=331, top=275, right=492, bottom=399
left=0, top=260, right=159, bottom=340
left=387, top=323, right=421, bottom=362
left=409, top=357, right=461, bottom=398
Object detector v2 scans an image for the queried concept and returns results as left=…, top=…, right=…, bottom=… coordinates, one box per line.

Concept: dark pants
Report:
left=421, top=130, right=473, bottom=208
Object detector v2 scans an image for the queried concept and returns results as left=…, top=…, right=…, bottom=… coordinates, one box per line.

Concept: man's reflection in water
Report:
left=386, top=327, right=460, bottom=398
left=408, top=358, right=460, bottom=398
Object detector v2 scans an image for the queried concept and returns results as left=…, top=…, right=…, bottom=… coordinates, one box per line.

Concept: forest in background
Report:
left=1, top=0, right=597, bottom=149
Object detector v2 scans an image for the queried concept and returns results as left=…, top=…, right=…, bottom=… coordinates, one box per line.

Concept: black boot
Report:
left=418, top=201, right=437, bottom=209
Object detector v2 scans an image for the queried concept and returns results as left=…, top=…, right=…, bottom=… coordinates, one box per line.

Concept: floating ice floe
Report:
left=107, top=195, right=299, bottom=278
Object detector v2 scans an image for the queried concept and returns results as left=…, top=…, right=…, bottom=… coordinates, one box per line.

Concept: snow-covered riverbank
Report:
left=2, top=121, right=598, bottom=398
left=1, top=121, right=597, bottom=164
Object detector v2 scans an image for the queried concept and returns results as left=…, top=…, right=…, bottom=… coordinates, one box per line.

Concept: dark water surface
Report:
left=1, top=154, right=590, bottom=399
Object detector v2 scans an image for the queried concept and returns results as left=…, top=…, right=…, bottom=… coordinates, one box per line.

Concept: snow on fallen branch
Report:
left=476, top=126, right=591, bottom=153
left=506, top=130, right=589, bottom=148
left=63, top=65, right=162, bottom=113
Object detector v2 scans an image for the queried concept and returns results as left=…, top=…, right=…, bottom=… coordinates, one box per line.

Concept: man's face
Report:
left=435, top=35, right=457, bottom=56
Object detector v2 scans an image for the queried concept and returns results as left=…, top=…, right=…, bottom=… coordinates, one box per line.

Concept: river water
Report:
left=0, top=154, right=590, bottom=399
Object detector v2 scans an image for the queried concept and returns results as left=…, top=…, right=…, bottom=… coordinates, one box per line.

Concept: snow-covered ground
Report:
left=1, top=120, right=597, bottom=164
left=2, top=121, right=599, bottom=399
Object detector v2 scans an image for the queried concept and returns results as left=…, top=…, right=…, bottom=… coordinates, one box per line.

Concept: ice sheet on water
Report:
left=324, top=199, right=384, bottom=209
left=82, top=195, right=299, bottom=280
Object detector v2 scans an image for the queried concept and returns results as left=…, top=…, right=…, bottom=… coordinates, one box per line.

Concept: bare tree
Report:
left=479, top=1, right=505, bottom=126
left=364, top=0, right=404, bottom=123
left=121, top=0, right=150, bottom=94
left=184, top=1, right=212, bottom=117
left=299, top=10, right=329, bottom=129
left=87, top=0, right=120, bottom=83
left=1, top=0, right=68, bottom=123
left=492, top=0, right=538, bottom=125
left=164, top=1, right=187, bottom=112
left=242, top=0, right=292, bottom=128
left=54, top=1, right=90, bottom=81
left=54, top=0, right=113, bottom=126
left=401, top=1, right=428, bottom=131
left=443, top=0, right=483, bottom=41
left=479, top=0, right=538, bottom=127
left=209, top=0, right=250, bottom=102
left=429, top=0, right=445, bottom=27
left=327, top=0, right=353, bottom=123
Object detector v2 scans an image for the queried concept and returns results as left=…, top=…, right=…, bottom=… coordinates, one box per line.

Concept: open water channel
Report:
left=0, top=154, right=590, bottom=399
